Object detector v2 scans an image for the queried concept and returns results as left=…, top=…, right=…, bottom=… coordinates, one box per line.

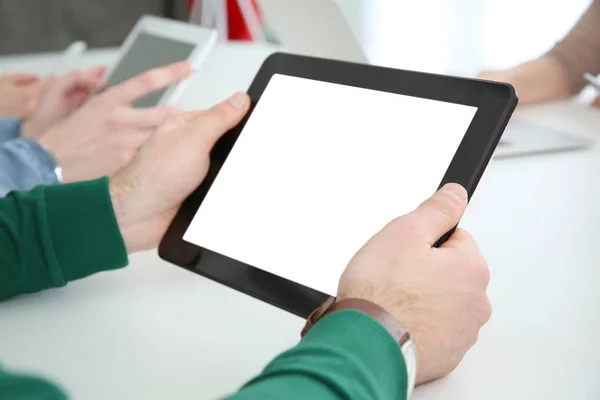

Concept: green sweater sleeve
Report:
left=0, top=178, right=407, bottom=399
left=0, top=177, right=128, bottom=299
left=226, top=310, right=408, bottom=400
left=0, top=310, right=407, bottom=400
left=0, top=369, right=67, bottom=400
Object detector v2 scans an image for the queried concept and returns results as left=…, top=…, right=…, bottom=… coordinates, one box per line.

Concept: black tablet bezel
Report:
left=159, top=52, right=518, bottom=318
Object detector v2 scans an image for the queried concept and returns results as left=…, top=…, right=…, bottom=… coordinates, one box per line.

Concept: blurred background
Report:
left=0, top=0, right=591, bottom=75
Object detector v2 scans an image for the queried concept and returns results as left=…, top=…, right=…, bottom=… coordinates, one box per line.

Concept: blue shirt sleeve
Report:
left=0, top=137, right=58, bottom=197
left=0, top=119, right=21, bottom=143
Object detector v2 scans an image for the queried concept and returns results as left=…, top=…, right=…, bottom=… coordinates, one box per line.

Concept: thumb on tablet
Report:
left=409, top=183, right=468, bottom=246
left=189, top=92, right=251, bottom=147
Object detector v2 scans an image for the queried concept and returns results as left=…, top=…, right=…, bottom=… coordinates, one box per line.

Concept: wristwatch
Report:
left=302, top=297, right=418, bottom=399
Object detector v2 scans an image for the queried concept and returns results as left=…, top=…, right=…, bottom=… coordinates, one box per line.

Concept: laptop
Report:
left=258, top=0, right=592, bottom=158
left=259, top=0, right=369, bottom=64
left=494, top=119, right=592, bottom=158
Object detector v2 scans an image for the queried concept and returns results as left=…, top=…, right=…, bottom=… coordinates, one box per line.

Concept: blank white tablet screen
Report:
left=183, top=74, right=477, bottom=296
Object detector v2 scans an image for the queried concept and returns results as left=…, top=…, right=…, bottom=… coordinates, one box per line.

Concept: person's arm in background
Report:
left=0, top=69, right=103, bottom=197
left=0, top=63, right=193, bottom=297
left=0, top=73, right=40, bottom=117
left=479, top=0, right=600, bottom=105
left=0, top=63, right=190, bottom=197
left=1, top=93, right=490, bottom=399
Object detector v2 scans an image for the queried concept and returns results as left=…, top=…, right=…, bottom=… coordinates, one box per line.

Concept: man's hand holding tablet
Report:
left=108, top=91, right=490, bottom=387
left=339, top=183, right=490, bottom=384
left=152, top=53, right=515, bottom=392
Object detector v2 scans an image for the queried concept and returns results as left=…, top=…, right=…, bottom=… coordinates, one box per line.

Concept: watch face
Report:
left=402, top=340, right=418, bottom=398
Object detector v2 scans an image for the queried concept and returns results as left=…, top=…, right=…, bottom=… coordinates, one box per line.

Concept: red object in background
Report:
left=187, top=0, right=261, bottom=41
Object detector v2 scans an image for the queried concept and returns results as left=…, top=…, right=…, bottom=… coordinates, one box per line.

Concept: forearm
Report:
left=226, top=310, right=408, bottom=400
left=0, top=310, right=407, bottom=399
left=546, top=0, right=600, bottom=94
left=0, top=177, right=128, bottom=299
left=0, top=137, right=58, bottom=197
left=505, top=57, right=572, bottom=105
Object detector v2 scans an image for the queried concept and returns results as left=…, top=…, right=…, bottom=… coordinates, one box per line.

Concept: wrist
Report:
left=35, top=135, right=64, bottom=184
left=302, top=297, right=417, bottom=398
left=513, top=57, right=571, bottom=104
left=109, top=176, right=142, bottom=254
left=20, top=119, right=38, bottom=139
left=43, top=177, right=128, bottom=280
left=296, top=308, right=410, bottom=400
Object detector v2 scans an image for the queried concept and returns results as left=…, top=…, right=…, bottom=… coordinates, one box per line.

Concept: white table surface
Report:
left=2, top=42, right=600, bottom=400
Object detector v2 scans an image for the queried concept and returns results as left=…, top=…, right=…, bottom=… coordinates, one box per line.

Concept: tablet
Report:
left=159, top=53, right=517, bottom=317
left=103, top=15, right=217, bottom=107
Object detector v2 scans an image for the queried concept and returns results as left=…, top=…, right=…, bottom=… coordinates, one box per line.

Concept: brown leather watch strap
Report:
left=301, top=297, right=411, bottom=347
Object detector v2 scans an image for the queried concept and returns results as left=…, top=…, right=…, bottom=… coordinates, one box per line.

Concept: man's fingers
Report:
left=123, top=106, right=182, bottom=128
left=443, top=228, right=490, bottom=289
left=90, top=65, right=107, bottom=79
left=73, top=66, right=107, bottom=90
left=408, top=183, right=468, bottom=246
left=101, top=61, right=193, bottom=104
left=185, top=92, right=251, bottom=147
left=62, top=66, right=106, bottom=93
left=442, top=227, right=479, bottom=253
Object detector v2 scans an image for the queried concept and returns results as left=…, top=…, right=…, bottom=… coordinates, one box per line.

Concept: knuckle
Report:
left=467, top=330, right=480, bottom=349
left=479, top=257, right=491, bottom=286
left=159, top=113, right=192, bottom=134
left=138, top=69, right=163, bottom=90
left=388, top=214, right=420, bottom=237
left=199, top=109, right=226, bottom=132
left=196, top=113, right=227, bottom=142
left=481, top=296, right=492, bottom=324
left=426, top=188, right=466, bottom=224
left=455, top=233, right=490, bottom=287
left=106, top=108, right=127, bottom=129
left=156, top=108, right=177, bottom=125
left=435, top=194, right=463, bottom=222
left=469, top=253, right=490, bottom=288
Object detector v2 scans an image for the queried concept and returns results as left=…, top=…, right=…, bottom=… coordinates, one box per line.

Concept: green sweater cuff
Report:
left=44, top=177, right=128, bottom=281
left=245, top=310, right=408, bottom=400
left=302, top=310, right=409, bottom=399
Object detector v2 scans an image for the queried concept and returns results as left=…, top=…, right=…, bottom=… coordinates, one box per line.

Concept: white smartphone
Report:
left=102, top=15, right=217, bottom=107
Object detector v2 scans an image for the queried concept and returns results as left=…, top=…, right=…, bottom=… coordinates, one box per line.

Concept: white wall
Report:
left=339, top=0, right=591, bottom=74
